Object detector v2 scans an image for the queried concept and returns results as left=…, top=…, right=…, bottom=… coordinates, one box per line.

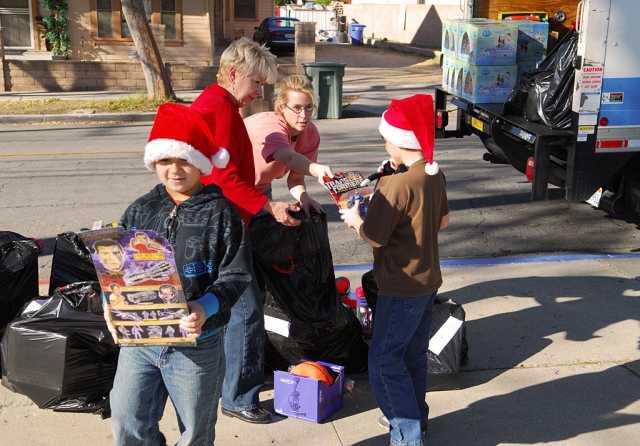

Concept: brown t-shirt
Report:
left=363, top=159, right=449, bottom=297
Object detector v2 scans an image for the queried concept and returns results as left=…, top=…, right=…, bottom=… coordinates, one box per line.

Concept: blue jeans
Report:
left=221, top=275, right=265, bottom=411
left=110, top=333, right=224, bottom=446
left=369, top=291, right=436, bottom=446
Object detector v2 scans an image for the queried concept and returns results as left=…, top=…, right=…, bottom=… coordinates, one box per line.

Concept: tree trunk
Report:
left=121, top=0, right=174, bottom=100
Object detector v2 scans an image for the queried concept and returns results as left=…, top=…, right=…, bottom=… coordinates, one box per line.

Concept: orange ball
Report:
left=290, top=361, right=335, bottom=386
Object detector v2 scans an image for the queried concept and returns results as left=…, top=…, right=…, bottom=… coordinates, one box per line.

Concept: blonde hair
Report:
left=217, top=37, right=278, bottom=86
left=273, top=75, right=320, bottom=116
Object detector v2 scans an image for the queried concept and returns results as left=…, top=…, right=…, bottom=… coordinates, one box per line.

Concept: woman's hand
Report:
left=180, top=301, right=207, bottom=339
left=309, top=163, right=334, bottom=184
left=300, top=193, right=323, bottom=217
left=264, top=200, right=301, bottom=226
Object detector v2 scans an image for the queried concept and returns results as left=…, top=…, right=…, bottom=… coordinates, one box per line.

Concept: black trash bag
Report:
left=48, top=232, right=99, bottom=295
left=427, top=296, right=469, bottom=391
left=361, top=270, right=469, bottom=391
left=1, top=281, right=118, bottom=417
left=504, top=29, right=578, bottom=129
left=0, top=232, right=42, bottom=341
left=250, top=211, right=368, bottom=373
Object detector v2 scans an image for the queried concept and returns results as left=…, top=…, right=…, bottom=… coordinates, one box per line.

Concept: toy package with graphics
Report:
left=322, top=171, right=374, bottom=217
left=78, top=227, right=194, bottom=347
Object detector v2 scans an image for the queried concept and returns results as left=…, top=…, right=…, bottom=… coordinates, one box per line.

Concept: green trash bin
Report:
left=302, top=62, right=347, bottom=119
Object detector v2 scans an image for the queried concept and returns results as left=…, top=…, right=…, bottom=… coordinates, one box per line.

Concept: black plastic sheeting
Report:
left=48, top=232, right=99, bottom=295
left=361, top=270, right=469, bottom=391
left=1, top=282, right=118, bottom=417
left=0, top=232, right=42, bottom=340
left=504, top=29, right=578, bottom=129
left=250, top=211, right=368, bottom=373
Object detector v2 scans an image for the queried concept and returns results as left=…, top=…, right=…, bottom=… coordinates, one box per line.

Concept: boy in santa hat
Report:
left=104, top=102, right=252, bottom=445
left=340, top=94, right=450, bottom=446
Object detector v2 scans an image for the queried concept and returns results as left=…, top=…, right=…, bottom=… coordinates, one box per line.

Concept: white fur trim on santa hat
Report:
left=144, top=138, right=213, bottom=174
left=425, top=161, right=439, bottom=175
left=379, top=111, right=421, bottom=150
left=211, top=148, right=230, bottom=168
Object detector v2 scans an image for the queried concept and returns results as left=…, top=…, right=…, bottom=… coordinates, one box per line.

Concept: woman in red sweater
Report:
left=191, top=37, right=297, bottom=425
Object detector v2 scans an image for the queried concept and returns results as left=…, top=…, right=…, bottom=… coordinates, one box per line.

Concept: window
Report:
left=234, top=0, right=255, bottom=20
left=91, top=0, right=182, bottom=45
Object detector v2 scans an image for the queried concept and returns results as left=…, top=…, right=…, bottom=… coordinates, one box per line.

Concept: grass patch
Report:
left=0, top=92, right=182, bottom=115
left=342, top=94, right=361, bottom=108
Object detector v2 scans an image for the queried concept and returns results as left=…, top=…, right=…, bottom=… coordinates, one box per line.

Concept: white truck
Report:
left=436, top=0, right=640, bottom=215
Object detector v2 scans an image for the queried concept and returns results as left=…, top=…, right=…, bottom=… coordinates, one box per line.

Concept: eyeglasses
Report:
left=285, top=104, right=316, bottom=114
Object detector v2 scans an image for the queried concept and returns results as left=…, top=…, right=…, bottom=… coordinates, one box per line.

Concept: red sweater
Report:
left=191, top=84, right=268, bottom=226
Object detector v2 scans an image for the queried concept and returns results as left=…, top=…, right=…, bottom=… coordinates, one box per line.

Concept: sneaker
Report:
left=378, top=415, right=428, bottom=435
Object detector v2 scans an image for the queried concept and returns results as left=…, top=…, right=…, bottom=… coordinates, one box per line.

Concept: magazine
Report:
left=79, top=227, right=195, bottom=347
left=323, top=171, right=375, bottom=217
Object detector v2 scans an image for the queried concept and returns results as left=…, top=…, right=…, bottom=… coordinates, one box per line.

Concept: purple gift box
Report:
left=273, top=361, right=344, bottom=423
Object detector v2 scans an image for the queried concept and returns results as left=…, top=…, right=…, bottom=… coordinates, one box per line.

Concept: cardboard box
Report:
left=515, top=20, right=548, bottom=61
left=441, top=54, right=457, bottom=93
left=458, top=20, right=518, bottom=66
left=452, top=58, right=465, bottom=97
left=460, top=61, right=518, bottom=103
left=274, top=361, right=344, bottom=423
left=441, top=18, right=459, bottom=58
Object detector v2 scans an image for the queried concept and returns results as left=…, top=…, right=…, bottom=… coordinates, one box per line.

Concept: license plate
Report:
left=471, top=117, right=484, bottom=132
left=285, top=33, right=294, bottom=39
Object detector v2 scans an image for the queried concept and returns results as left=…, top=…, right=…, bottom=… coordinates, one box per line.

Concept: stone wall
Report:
left=2, top=60, right=216, bottom=93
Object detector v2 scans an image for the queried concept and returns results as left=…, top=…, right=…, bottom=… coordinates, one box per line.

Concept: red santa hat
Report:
left=144, top=103, right=229, bottom=174
left=378, top=94, right=439, bottom=175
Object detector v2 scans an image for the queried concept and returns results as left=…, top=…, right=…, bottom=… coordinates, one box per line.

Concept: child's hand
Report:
left=180, top=301, right=207, bottom=339
left=103, top=304, right=119, bottom=344
left=340, top=200, right=363, bottom=231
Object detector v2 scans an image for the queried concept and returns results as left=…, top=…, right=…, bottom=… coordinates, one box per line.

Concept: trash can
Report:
left=302, top=62, right=347, bottom=119
left=349, top=24, right=366, bottom=45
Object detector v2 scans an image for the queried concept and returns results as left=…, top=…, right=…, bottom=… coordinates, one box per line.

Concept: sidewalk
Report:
left=2, top=256, right=639, bottom=445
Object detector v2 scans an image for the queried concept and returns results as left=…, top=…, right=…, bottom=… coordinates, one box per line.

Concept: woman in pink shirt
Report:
left=244, top=75, right=334, bottom=216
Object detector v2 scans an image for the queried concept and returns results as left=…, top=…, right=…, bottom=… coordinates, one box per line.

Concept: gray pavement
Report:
left=1, top=45, right=640, bottom=445
left=2, top=257, right=639, bottom=445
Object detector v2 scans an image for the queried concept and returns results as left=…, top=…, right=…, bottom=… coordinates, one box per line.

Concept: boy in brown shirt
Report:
left=340, top=94, right=449, bottom=446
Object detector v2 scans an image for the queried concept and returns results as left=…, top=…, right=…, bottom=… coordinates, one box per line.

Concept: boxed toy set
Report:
left=441, top=18, right=459, bottom=58
left=515, top=20, right=549, bottom=61
left=460, top=61, right=518, bottom=104
left=457, top=21, right=518, bottom=66
left=274, top=361, right=344, bottom=423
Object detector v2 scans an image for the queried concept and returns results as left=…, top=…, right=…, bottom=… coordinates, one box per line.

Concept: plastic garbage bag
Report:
left=1, top=281, right=118, bottom=417
left=0, top=232, right=42, bottom=340
left=250, top=211, right=368, bottom=373
left=361, top=270, right=469, bottom=391
left=48, top=232, right=99, bottom=295
left=504, top=29, right=578, bottom=129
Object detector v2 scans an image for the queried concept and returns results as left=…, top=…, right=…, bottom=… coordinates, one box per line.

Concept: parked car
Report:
left=253, top=16, right=300, bottom=53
